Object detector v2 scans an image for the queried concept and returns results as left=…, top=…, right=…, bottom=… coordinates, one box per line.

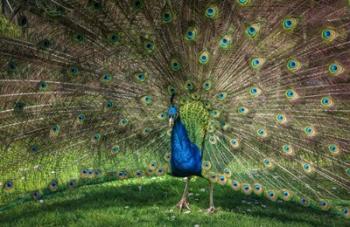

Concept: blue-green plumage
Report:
left=170, top=118, right=202, bottom=177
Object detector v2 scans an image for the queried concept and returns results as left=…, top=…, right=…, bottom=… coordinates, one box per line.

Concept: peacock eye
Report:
left=328, top=144, right=337, bottom=152
left=323, top=98, right=328, bottom=104
left=51, top=124, right=60, bottom=133
left=132, top=0, right=144, bottom=10
left=135, top=170, right=143, bottom=177
left=328, top=62, right=344, bottom=76
left=284, top=19, right=292, bottom=28
left=49, top=180, right=58, bottom=191
left=143, top=127, right=151, bottom=134
left=288, top=60, right=296, bottom=68
left=102, top=73, right=112, bottom=82
left=207, top=8, right=214, bottom=15
left=38, top=39, right=52, bottom=49
left=106, top=100, right=113, bottom=108
left=323, top=30, right=331, bottom=38
left=158, top=112, right=166, bottom=120
left=134, top=72, right=147, bottom=83
left=184, top=80, right=194, bottom=91
left=238, top=106, right=248, bottom=114
left=78, top=113, right=85, bottom=122
left=162, top=11, right=173, bottom=23
left=219, top=35, right=232, bottom=49
left=18, top=16, right=28, bottom=27
left=285, top=89, right=298, bottom=100
left=119, top=118, right=129, bottom=126
left=205, top=6, right=218, bottom=19
left=38, top=80, right=48, bottom=91
left=111, top=34, right=118, bottom=42
left=322, top=28, right=336, bottom=42
left=141, top=95, right=153, bottom=105
left=249, top=86, right=261, bottom=96
left=73, top=33, right=85, bottom=43
left=68, top=179, right=77, bottom=189
left=94, top=2, right=101, bottom=9
left=304, top=126, right=315, bottom=137
left=32, top=191, right=42, bottom=200
left=199, top=51, right=210, bottom=65
left=69, top=66, right=79, bottom=77
left=202, top=80, right=212, bottom=91
left=31, top=145, right=39, bottom=153
left=282, top=18, right=297, bottom=31
left=5, top=180, right=14, bottom=191
left=8, top=61, right=17, bottom=71
left=185, top=26, right=198, bottom=41
left=287, top=59, right=301, bottom=72
left=210, top=109, right=221, bottom=118
left=257, top=128, right=266, bottom=137
left=93, top=133, right=101, bottom=141
left=43, top=39, right=50, bottom=47
left=247, top=26, right=255, bottom=35
left=170, top=58, right=182, bottom=71
left=111, top=145, right=120, bottom=154
left=143, top=40, right=155, bottom=53
left=13, top=101, right=25, bottom=113
left=245, top=24, right=260, bottom=39
left=331, top=64, right=337, bottom=71
left=276, top=113, right=285, bottom=123
left=216, top=92, right=227, bottom=101
left=237, top=0, right=251, bottom=6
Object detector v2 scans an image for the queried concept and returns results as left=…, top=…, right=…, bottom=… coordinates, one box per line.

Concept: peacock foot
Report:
left=176, top=198, right=190, bottom=211
left=206, top=206, right=216, bottom=214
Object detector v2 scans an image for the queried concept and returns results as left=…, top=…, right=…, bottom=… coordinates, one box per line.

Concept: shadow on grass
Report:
left=0, top=177, right=346, bottom=226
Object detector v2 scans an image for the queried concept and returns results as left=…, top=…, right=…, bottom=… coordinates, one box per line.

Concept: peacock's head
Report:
left=168, top=105, right=178, bottom=127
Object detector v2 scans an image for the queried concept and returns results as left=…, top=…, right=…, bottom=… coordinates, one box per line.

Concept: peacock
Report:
left=0, top=0, right=350, bottom=218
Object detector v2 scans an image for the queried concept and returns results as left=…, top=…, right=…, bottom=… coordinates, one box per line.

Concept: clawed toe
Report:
left=206, top=206, right=216, bottom=214
left=176, top=198, right=190, bottom=211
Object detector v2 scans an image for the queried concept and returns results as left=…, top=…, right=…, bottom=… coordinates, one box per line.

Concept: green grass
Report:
left=0, top=176, right=349, bottom=227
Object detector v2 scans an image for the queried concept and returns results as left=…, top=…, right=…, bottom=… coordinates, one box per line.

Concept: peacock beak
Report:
left=169, top=117, right=174, bottom=127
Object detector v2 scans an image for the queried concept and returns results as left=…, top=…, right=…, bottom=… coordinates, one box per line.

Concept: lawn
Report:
left=0, top=176, right=349, bottom=227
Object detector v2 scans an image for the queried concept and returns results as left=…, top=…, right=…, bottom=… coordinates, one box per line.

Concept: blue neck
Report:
left=170, top=118, right=202, bottom=177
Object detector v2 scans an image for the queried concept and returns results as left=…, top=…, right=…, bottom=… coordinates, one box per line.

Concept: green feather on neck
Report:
left=179, top=99, right=209, bottom=148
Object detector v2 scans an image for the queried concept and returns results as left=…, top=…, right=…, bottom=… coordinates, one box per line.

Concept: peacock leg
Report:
left=176, top=177, right=190, bottom=211
left=207, top=181, right=215, bottom=213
